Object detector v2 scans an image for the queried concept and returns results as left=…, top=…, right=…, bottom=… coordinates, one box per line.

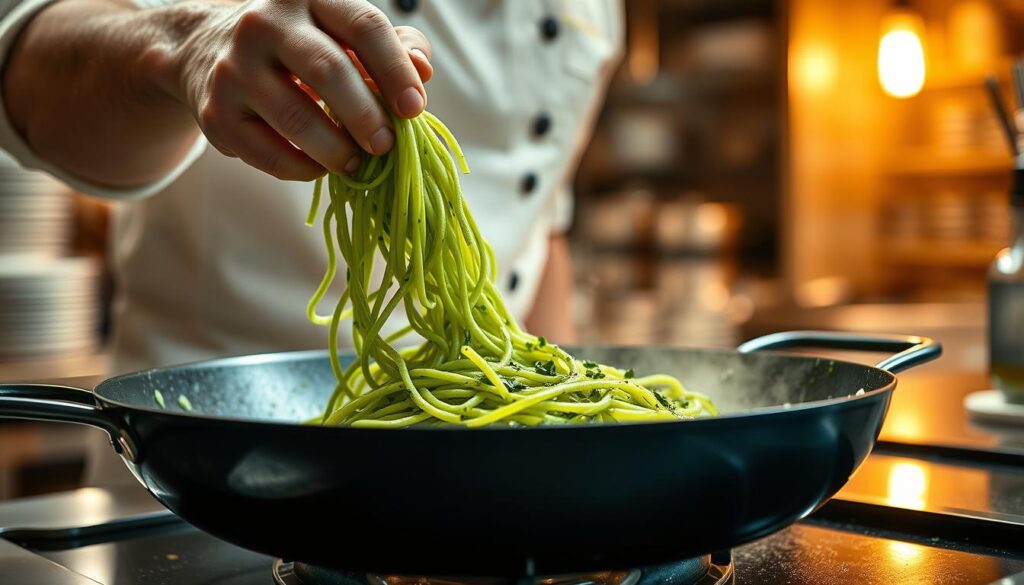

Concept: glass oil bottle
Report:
left=989, top=155, right=1024, bottom=403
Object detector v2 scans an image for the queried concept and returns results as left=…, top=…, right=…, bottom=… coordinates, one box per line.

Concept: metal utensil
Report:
left=1012, top=60, right=1024, bottom=113
left=985, top=75, right=1019, bottom=156
left=1012, top=60, right=1024, bottom=151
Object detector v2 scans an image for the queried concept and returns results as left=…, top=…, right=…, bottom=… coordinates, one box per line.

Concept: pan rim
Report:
left=93, top=346, right=897, bottom=431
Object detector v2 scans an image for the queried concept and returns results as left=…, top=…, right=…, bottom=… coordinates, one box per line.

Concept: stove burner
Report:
left=272, top=555, right=733, bottom=585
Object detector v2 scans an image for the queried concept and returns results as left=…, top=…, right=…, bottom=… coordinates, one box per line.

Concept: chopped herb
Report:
left=525, top=342, right=534, bottom=351
left=624, top=368, right=635, bottom=379
left=463, top=331, right=471, bottom=346
left=652, top=391, right=673, bottom=410
left=585, top=370, right=606, bottom=380
left=534, top=360, right=556, bottom=376
left=153, top=390, right=166, bottom=409
left=178, top=395, right=193, bottom=411
left=475, top=303, right=487, bottom=311
left=502, top=377, right=528, bottom=392
left=583, top=360, right=599, bottom=369
left=538, top=337, right=547, bottom=348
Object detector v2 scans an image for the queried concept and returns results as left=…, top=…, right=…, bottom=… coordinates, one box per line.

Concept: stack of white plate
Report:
left=0, top=149, right=69, bottom=256
left=0, top=252, right=99, bottom=360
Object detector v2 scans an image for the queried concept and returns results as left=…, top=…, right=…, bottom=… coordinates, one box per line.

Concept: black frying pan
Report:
left=0, top=331, right=939, bottom=576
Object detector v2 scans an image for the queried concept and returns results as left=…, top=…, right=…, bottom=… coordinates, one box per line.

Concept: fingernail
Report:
left=369, top=127, right=394, bottom=154
left=410, top=48, right=429, bottom=64
left=345, top=155, right=362, bottom=174
left=396, top=87, right=425, bottom=117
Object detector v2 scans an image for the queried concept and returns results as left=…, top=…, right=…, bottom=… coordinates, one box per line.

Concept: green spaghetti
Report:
left=304, top=110, right=716, bottom=427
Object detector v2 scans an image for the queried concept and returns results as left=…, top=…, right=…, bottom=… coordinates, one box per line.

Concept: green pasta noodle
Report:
left=304, top=110, right=717, bottom=427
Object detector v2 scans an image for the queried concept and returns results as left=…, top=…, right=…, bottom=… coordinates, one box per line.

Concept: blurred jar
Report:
left=581, top=186, right=656, bottom=250
left=592, top=291, right=662, bottom=346
left=989, top=162, right=1024, bottom=403
left=653, top=197, right=742, bottom=254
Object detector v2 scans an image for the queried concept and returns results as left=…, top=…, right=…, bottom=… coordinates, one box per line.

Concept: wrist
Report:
left=134, top=1, right=232, bottom=111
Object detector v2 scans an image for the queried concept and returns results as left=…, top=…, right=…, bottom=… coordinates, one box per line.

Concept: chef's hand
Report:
left=175, top=0, right=432, bottom=181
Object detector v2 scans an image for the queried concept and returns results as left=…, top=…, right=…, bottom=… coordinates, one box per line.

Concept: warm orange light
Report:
left=792, top=42, right=837, bottom=95
left=627, top=0, right=659, bottom=83
left=886, top=461, right=929, bottom=510
left=887, top=540, right=924, bottom=563
left=877, top=9, right=926, bottom=98
left=885, top=411, right=922, bottom=441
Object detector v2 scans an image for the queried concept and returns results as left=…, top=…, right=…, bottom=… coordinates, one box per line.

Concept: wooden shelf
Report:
left=883, top=150, right=1013, bottom=177
left=922, top=61, right=1017, bottom=92
left=883, top=241, right=1001, bottom=267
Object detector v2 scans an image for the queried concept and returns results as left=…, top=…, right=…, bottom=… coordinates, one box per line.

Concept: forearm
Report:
left=3, top=0, right=216, bottom=187
left=525, top=234, right=578, bottom=345
left=4, top=0, right=432, bottom=186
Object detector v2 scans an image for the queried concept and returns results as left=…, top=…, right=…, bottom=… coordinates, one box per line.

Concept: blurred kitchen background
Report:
left=1, top=0, right=1023, bottom=497
left=572, top=0, right=1021, bottom=358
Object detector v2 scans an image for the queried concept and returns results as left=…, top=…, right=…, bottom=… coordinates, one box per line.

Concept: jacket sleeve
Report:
left=547, top=184, right=574, bottom=235
left=0, top=0, right=207, bottom=199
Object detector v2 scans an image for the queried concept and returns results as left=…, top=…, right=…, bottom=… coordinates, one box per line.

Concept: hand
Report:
left=174, top=0, right=431, bottom=181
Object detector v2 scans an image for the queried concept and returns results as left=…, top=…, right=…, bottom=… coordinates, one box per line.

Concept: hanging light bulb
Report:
left=877, top=0, right=927, bottom=99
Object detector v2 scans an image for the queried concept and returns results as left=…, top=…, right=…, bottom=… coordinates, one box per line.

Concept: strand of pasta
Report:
left=305, top=110, right=717, bottom=427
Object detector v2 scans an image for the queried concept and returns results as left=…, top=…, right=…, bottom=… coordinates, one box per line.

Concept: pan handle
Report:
left=0, top=384, right=136, bottom=459
left=737, top=331, right=942, bottom=373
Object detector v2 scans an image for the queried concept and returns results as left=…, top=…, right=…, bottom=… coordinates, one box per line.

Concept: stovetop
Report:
left=11, top=518, right=1023, bottom=585
left=2, top=442, right=1024, bottom=585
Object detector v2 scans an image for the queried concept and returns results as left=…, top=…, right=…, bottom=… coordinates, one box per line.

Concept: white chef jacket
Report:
left=1, top=0, right=624, bottom=483
left=0, top=0, right=623, bottom=376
